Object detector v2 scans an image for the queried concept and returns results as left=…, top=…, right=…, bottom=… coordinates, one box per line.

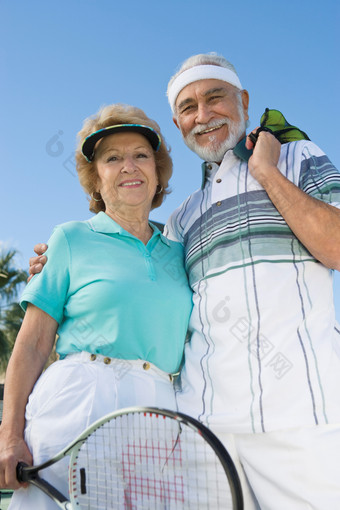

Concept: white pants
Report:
left=211, top=423, right=340, bottom=510
left=9, top=352, right=176, bottom=510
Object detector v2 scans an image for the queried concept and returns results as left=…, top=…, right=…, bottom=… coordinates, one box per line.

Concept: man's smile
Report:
left=196, top=124, right=226, bottom=136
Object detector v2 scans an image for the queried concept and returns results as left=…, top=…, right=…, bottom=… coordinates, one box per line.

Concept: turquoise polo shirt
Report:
left=21, top=212, right=192, bottom=374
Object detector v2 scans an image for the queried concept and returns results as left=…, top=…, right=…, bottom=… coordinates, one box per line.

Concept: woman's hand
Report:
left=0, top=431, right=32, bottom=489
left=0, top=304, right=59, bottom=490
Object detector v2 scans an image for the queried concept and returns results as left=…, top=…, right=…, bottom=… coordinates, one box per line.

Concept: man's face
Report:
left=173, top=79, right=249, bottom=162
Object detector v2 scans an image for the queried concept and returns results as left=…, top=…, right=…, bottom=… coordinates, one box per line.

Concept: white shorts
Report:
left=212, top=423, right=340, bottom=510
left=9, top=352, right=176, bottom=510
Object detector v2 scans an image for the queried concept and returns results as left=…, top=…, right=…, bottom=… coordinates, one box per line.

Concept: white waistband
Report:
left=64, top=351, right=174, bottom=382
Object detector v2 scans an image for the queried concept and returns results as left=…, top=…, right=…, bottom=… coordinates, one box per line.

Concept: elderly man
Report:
left=29, top=53, right=340, bottom=508
left=164, top=53, right=340, bottom=509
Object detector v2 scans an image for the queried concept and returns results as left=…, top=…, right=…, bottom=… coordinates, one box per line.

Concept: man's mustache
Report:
left=190, top=119, right=229, bottom=136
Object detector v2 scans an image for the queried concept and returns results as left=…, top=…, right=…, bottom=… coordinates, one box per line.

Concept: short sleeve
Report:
left=21, top=226, right=71, bottom=324
left=164, top=205, right=186, bottom=243
left=299, top=142, right=340, bottom=209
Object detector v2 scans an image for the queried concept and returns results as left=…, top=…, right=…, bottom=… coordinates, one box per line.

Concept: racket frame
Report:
left=17, top=406, right=244, bottom=510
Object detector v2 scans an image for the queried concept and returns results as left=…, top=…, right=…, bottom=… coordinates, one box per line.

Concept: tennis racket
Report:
left=17, top=406, right=243, bottom=509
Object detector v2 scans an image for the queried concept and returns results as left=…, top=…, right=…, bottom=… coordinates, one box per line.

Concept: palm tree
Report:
left=0, top=329, right=11, bottom=373
left=0, top=249, right=28, bottom=372
left=0, top=249, right=28, bottom=302
left=0, top=249, right=58, bottom=375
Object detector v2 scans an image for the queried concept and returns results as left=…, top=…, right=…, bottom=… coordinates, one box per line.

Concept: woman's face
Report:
left=94, top=132, right=158, bottom=218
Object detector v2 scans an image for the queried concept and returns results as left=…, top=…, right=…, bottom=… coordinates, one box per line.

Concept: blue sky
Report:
left=1, top=0, right=339, bottom=319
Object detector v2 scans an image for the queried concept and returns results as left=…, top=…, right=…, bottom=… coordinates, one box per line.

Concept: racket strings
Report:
left=121, top=424, right=183, bottom=505
left=70, top=412, right=233, bottom=509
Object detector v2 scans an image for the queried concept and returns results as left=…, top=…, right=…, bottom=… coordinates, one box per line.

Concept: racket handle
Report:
left=17, top=461, right=71, bottom=509
left=16, top=462, right=30, bottom=482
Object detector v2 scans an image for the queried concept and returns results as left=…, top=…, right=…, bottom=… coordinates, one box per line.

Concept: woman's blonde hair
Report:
left=75, top=104, right=173, bottom=213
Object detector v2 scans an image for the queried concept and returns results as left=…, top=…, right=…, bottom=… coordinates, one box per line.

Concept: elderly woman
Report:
left=0, top=104, right=192, bottom=508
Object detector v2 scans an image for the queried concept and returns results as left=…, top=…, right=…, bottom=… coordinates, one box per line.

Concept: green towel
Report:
left=233, top=108, right=310, bottom=162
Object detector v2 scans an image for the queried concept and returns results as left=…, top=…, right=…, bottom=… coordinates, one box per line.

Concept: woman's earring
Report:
left=91, top=191, right=102, bottom=202
left=155, top=185, right=163, bottom=195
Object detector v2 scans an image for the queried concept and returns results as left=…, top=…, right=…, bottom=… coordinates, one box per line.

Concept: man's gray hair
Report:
left=167, top=52, right=239, bottom=97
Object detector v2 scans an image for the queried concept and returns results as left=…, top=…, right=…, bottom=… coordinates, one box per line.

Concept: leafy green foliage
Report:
left=0, top=249, right=28, bottom=372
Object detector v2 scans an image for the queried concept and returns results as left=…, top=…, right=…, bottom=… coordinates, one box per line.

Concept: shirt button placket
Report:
left=144, top=251, right=156, bottom=281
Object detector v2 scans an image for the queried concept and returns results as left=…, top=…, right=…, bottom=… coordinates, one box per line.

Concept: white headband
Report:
left=167, top=65, right=243, bottom=113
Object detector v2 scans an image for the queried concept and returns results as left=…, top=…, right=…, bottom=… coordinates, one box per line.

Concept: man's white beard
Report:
left=183, top=108, right=247, bottom=163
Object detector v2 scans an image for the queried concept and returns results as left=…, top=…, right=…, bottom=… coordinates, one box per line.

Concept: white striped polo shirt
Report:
left=165, top=140, right=340, bottom=433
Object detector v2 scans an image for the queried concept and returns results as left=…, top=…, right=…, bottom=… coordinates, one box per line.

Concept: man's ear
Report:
left=173, top=116, right=180, bottom=130
left=241, top=90, right=250, bottom=122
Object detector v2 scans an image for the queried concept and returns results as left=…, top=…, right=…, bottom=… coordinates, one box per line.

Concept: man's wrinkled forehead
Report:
left=176, top=81, right=237, bottom=112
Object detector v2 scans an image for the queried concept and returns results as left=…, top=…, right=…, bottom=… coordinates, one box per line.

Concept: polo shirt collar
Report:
left=200, top=148, right=241, bottom=189
left=87, top=212, right=170, bottom=246
left=201, top=161, right=220, bottom=189
left=149, top=222, right=170, bottom=246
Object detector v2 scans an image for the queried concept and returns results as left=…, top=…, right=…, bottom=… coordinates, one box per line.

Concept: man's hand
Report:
left=245, top=127, right=281, bottom=187
left=245, top=127, right=340, bottom=269
left=28, top=243, right=48, bottom=282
